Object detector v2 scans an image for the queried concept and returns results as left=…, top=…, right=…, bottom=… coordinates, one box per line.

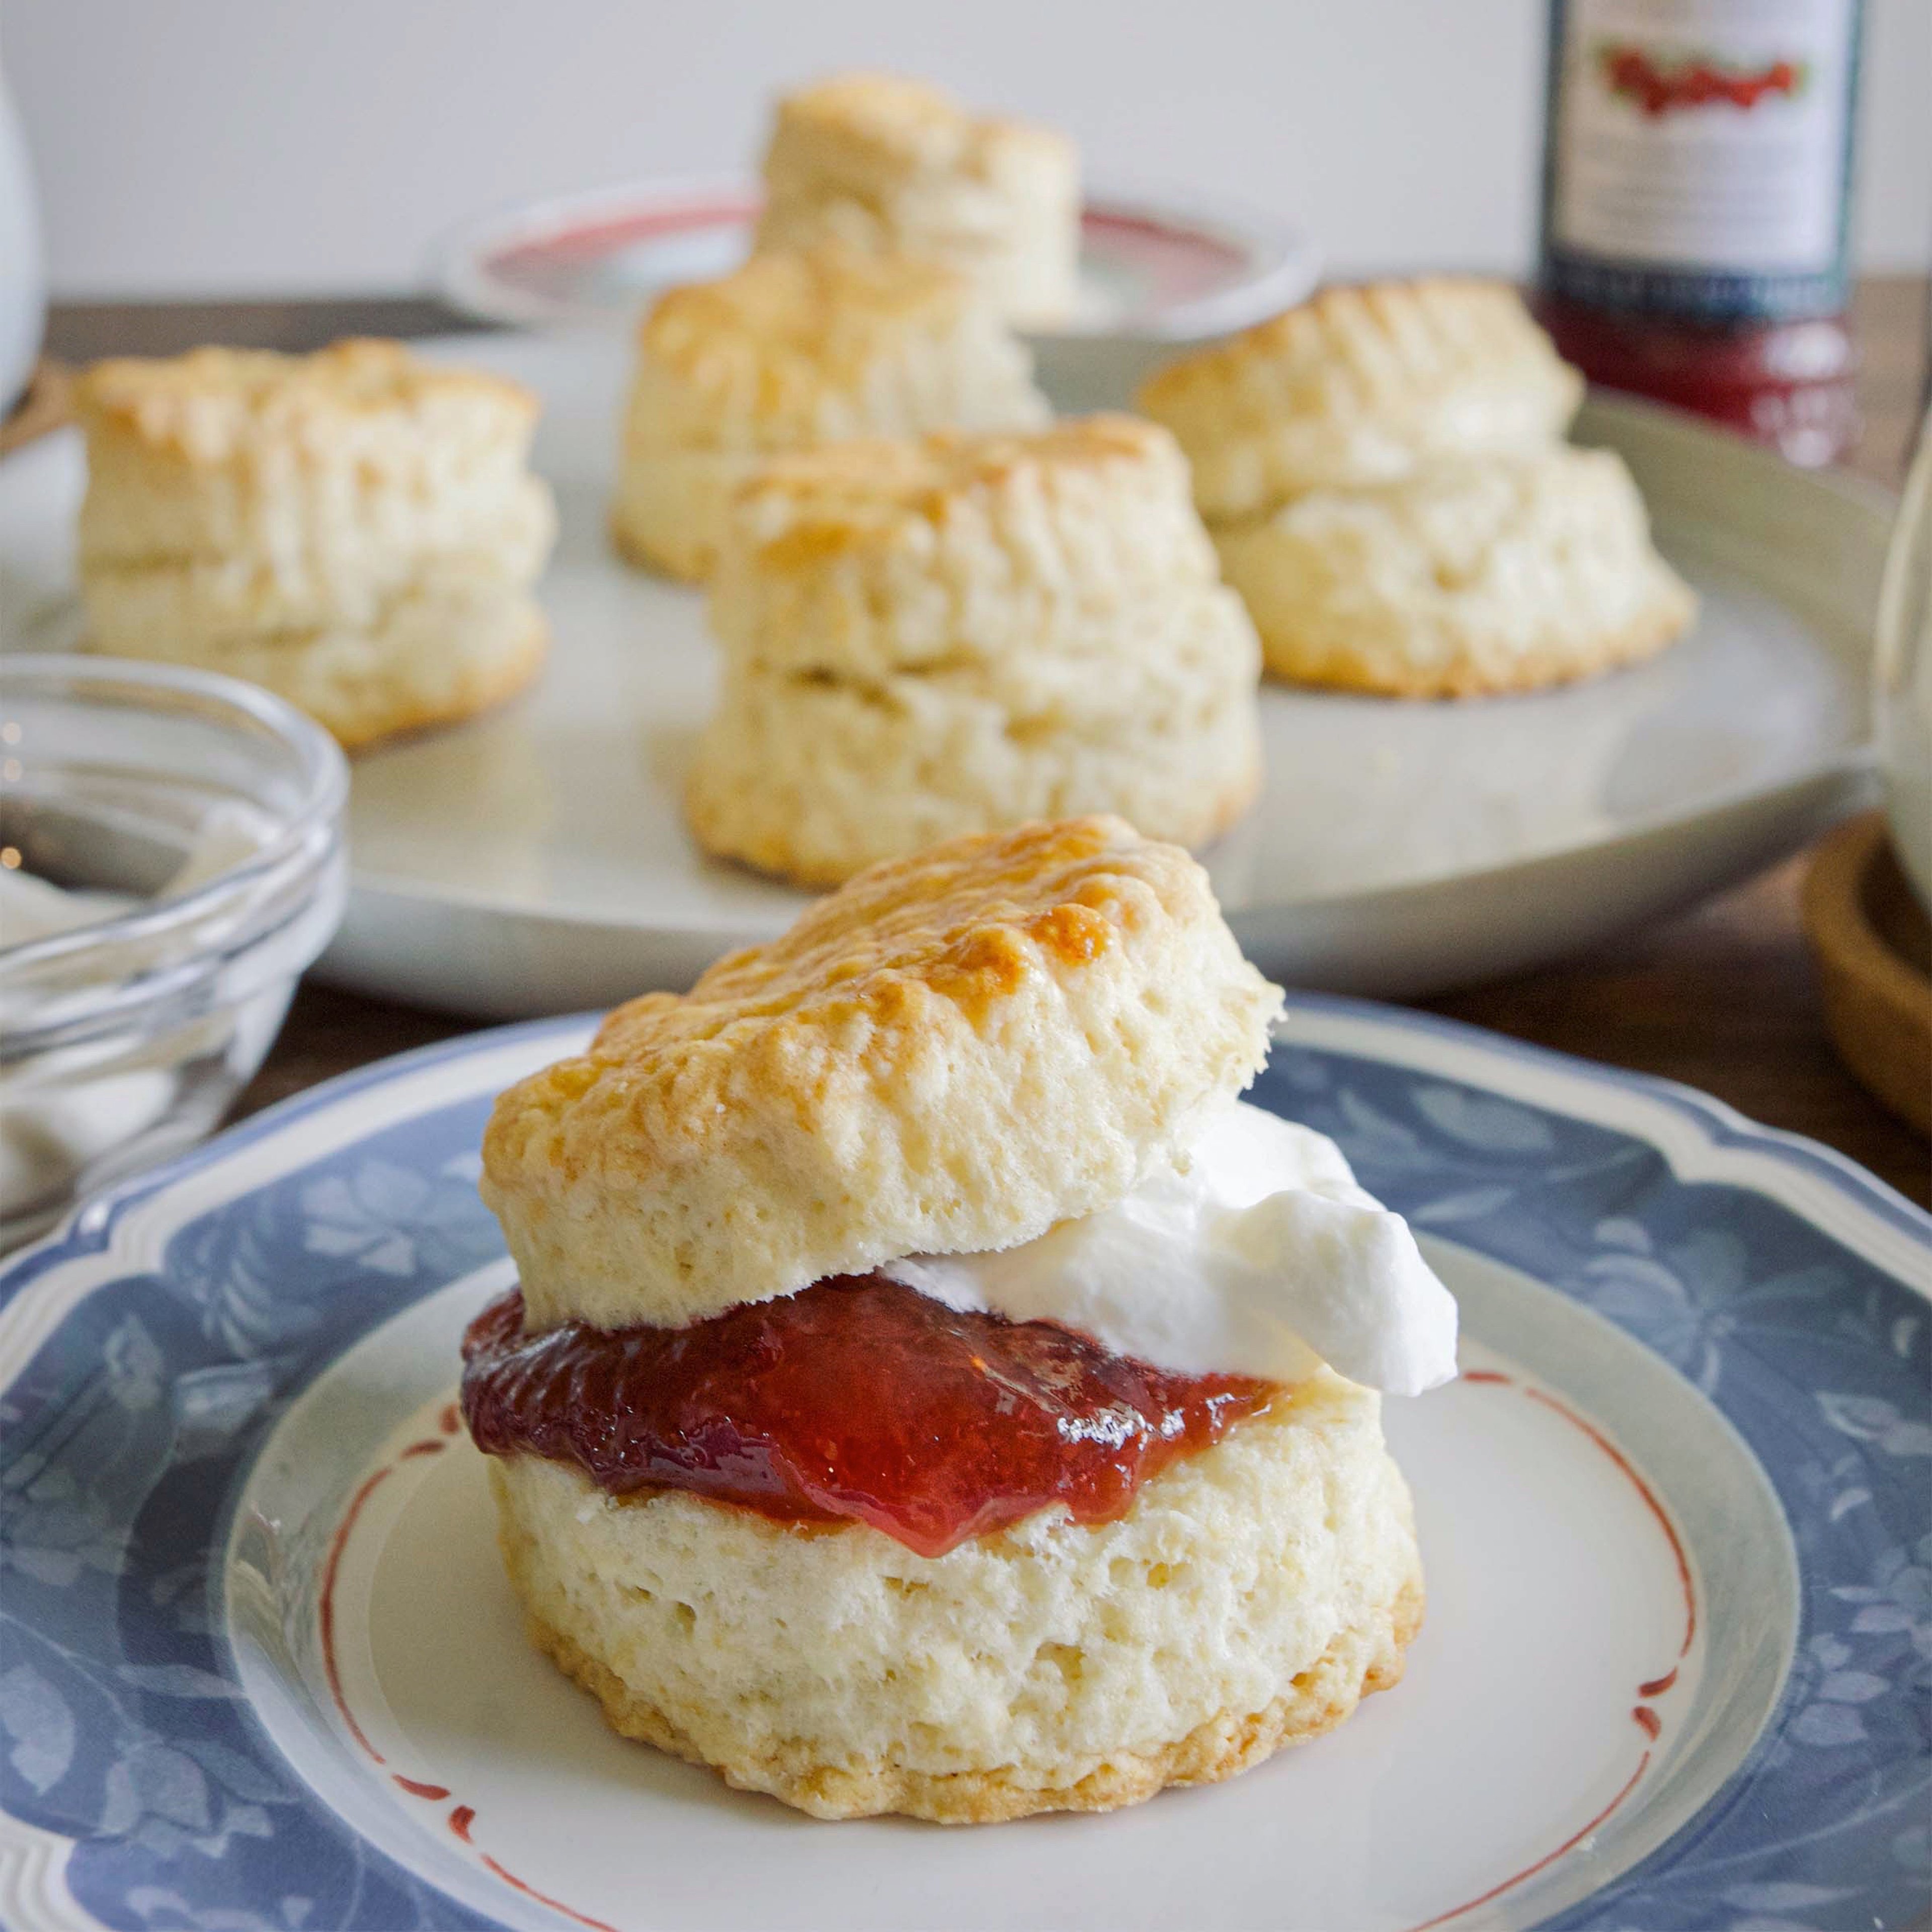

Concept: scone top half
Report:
left=75, top=339, right=545, bottom=560
left=482, top=817, right=1282, bottom=1332
left=755, top=72, right=1081, bottom=326
left=1137, top=277, right=1585, bottom=523
left=759, top=72, right=1078, bottom=216
left=710, top=414, right=1234, bottom=674
left=628, top=244, right=1048, bottom=454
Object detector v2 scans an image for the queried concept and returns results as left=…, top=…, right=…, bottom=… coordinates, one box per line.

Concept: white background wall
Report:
left=9, top=0, right=1929, bottom=299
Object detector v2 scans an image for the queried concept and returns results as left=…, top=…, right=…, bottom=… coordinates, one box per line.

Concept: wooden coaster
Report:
left=1802, top=811, right=1932, bottom=1137
left=1, top=359, right=71, bottom=455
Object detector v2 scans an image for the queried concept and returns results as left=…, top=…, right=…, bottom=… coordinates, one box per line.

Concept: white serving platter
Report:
left=0, top=333, right=1889, bottom=1016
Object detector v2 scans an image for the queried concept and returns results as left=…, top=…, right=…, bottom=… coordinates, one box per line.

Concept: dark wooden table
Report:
left=41, top=279, right=1932, bottom=1209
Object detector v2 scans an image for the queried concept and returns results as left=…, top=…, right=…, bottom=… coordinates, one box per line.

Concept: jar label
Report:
left=1542, top=0, right=1858, bottom=319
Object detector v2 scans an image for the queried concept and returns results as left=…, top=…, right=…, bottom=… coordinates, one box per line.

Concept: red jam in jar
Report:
left=460, top=1275, right=1276, bottom=1558
left=1537, top=0, right=1863, bottom=465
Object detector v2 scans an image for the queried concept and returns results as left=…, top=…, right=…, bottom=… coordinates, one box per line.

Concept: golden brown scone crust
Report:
left=704, top=416, right=1247, bottom=695
left=481, top=817, right=1282, bottom=1331
left=527, top=1580, right=1420, bottom=1822
left=711, top=413, right=1203, bottom=595
left=754, top=72, right=1080, bottom=326
left=1137, top=277, right=1584, bottom=522
left=74, top=338, right=537, bottom=461
left=762, top=71, right=1066, bottom=178
left=628, top=246, right=1035, bottom=445
left=609, top=246, right=1048, bottom=581
left=74, top=339, right=554, bottom=747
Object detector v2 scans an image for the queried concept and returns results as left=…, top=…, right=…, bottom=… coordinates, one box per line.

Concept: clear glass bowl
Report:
left=0, top=656, right=348, bottom=1248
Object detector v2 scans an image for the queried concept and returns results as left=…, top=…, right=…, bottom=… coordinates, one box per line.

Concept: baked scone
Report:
left=487, top=1376, right=1421, bottom=1823
left=74, top=340, right=555, bottom=749
left=1138, top=279, right=1694, bottom=696
left=611, top=244, right=1049, bottom=581
left=465, top=816, right=1457, bottom=1821
left=685, top=416, right=1262, bottom=886
left=755, top=73, right=1080, bottom=326
left=1214, top=447, right=1699, bottom=697
left=1137, top=277, right=1585, bottom=521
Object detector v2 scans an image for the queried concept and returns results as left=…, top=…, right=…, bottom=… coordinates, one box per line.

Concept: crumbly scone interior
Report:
left=485, top=1371, right=1423, bottom=1822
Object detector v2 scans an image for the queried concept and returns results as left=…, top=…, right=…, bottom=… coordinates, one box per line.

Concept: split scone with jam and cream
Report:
left=463, top=816, right=1458, bottom=1823
left=73, top=340, right=556, bottom=749
left=1137, top=277, right=1695, bottom=697
left=685, top=415, right=1263, bottom=888
left=754, top=72, right=1080, bottom=327
left=610, top=243, right=1049, bottom=582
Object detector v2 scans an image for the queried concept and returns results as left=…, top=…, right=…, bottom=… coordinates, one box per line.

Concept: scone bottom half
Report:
left=464, top=818, right=1437, bottom=1821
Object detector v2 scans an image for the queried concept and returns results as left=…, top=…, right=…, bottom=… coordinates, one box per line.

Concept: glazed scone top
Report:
left=643, top=246, right=974, bottom=385
left=75, top=338, right=539, bottom=466
left=630, top=245, right=1045, bottom=448
left=710, top=415, right=1236, bottom=679
left=762, top=72, right=1075, bottom=199
left=1137, top=278, right=1584, bottom=521
left=732, top=412, right=1170, bottom=522
left=723, top=414, right=1206, bottom=572
left=482, top=818, right=1283, bottom=1332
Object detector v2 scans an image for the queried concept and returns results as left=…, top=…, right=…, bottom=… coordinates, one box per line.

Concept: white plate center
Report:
left=228, top=1249, right=1795, bottom=1931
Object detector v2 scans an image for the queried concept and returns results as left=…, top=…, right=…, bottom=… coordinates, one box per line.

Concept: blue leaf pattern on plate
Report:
left=1252, top=1044, right=1930, bottom=1932
left=0, top=1023, right=1923, bottom=1932
left=1, top=1093, right=503, bottom=1930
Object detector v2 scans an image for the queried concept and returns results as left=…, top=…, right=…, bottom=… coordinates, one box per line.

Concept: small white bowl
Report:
left=0, top=656, right=348, bottom=1248
left=430, top=175, right=1317, bottom=406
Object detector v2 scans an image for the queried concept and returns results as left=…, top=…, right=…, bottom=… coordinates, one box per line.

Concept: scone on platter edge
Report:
left=72, top=339, right=556, bottom=750
left=1214, top=446, right=1698, bottom=698
left=463, top=816, right=1459, bottom=1821
left=1137, top=277, right=1695, bottom=697
left=1137, top=276, right=1585, bottom=517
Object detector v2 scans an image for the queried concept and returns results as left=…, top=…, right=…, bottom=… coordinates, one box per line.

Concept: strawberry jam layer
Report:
left=460, top=1275, right=1276, bottom=1558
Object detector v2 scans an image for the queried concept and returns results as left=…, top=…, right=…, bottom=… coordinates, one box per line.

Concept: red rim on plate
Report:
left=432, top=174, right=1317, bottom=341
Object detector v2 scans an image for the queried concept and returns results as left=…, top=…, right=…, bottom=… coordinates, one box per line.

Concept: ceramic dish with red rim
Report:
left=0, top=998, right=1925, bottom=1931
left=429, top=174, right=1319, bottom=352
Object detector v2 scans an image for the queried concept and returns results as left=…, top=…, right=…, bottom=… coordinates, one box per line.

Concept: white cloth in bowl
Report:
left=0, top=808, right=272, bottom=1222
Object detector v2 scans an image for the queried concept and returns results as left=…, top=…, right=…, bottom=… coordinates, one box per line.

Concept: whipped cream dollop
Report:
left=882, top=1100, right=1458, bottom=1395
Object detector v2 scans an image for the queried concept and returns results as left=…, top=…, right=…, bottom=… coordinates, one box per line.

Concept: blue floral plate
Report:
left=1, top=999, right=1926, bottom=1932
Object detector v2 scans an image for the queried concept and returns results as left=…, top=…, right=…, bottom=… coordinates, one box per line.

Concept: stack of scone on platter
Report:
left=464, top=817, right=1457, bottom=1821
left=1139, top=277, right=1697, bottom=697
left=754, top=71, right=1081, bottom=326
left=610, top=243, right=1050, bottom=582
left=73, top=340, right=556, bottom=749
left=684, top=416, right=1264, bottom=885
